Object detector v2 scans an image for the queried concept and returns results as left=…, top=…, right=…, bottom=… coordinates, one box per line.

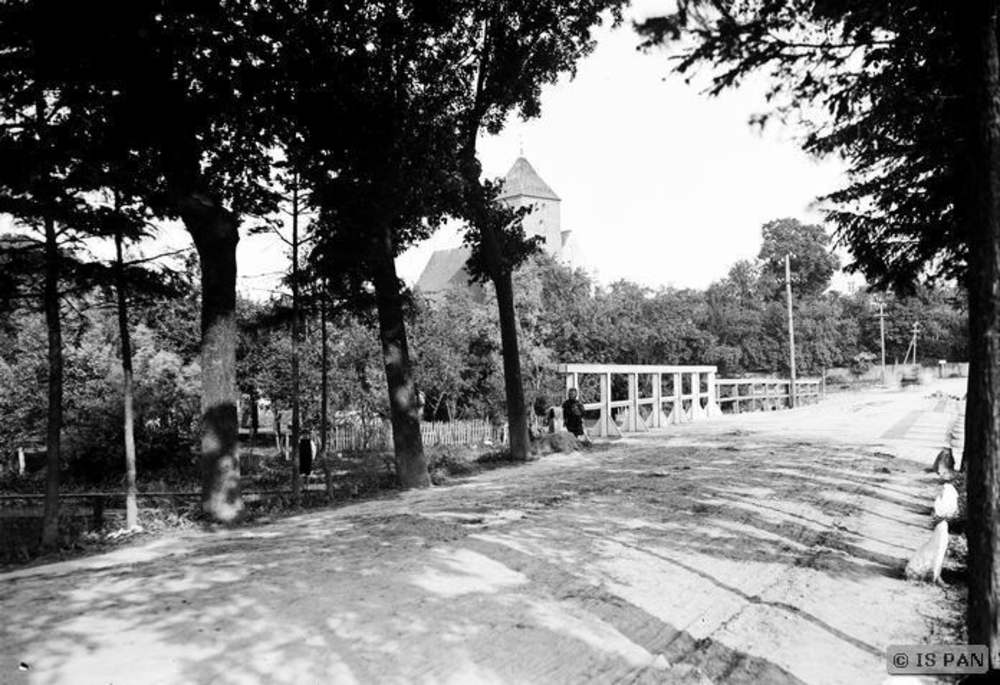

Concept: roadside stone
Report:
left=905, top=520, right=949, bottom=583
left=933, top=483, right=959, bottom=520
left=531, top=431, right=582, bottom=455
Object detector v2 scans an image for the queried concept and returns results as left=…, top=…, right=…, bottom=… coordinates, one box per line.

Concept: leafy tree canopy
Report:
left=758, top=217, right=840, bottom=297
left=637, top=2, right=964, bottom=293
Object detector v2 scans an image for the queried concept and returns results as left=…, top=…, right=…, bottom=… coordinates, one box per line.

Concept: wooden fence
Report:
left=326, top=418, right=506, bottom=452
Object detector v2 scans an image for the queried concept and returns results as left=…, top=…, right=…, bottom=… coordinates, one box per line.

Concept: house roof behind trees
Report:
left=415, top=245, right=473, bottom=295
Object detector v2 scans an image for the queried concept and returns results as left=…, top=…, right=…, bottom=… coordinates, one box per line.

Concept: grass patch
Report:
left=426, top=445, right=517, bottom=484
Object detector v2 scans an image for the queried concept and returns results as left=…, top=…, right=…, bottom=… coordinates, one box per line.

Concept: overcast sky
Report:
left=2, top=1, right=858, bottom=299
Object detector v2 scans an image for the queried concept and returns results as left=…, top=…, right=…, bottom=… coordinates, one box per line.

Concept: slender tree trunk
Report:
left=290, top=180, right=302, bottom=506
left=963, top=0, right=1000, bottom=668
left=320, top=284, right=334, bottom=500
left=114, top=229, right=139, bottom=529
left=472, top=193, right=531, bottom=461
left=459, top=121, right=531, bottom=460
left=40, top=215, right=62, bottom=549
left=370, top=220, right=429, bottom=488
left=248, top=386, right=258, bottom=457
left=184, top=201, right=243, bottom=522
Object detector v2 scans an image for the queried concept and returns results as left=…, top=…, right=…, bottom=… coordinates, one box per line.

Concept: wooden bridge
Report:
left=558, top=363, right=822, bottom=437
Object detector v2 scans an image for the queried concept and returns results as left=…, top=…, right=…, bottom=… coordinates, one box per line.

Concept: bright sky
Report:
left=397, top=1, right=853, bottom=292
left=1, top=1, right=858, bottom=298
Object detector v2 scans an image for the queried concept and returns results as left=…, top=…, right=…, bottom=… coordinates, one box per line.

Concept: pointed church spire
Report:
left=498, top=156, right=560, bottom=201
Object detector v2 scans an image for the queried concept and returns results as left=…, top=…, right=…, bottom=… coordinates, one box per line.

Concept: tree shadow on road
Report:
left=1, top=508, right=803, bottom=684
left=0, top=433, right=954, bottom=684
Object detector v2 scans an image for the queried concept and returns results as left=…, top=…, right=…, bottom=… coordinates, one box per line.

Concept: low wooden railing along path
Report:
left=0, top=489, right=306, bottom=533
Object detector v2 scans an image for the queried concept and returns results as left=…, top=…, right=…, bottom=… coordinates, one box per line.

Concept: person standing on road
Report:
left=562, top=388, right=587, bottom=442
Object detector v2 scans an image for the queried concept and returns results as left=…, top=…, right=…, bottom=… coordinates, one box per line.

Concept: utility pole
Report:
left=785, top=254, right=797, bottom=408
left=902, top=321, right=921, bottom=366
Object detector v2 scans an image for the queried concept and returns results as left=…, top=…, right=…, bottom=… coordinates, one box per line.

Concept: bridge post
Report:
left=651, top=373, right=662, bottom=428
left=706, top=370, right=721, bottom=417
left=691, top=373, right=698, bottom=421
left=689, top=372, right=702, bottom=421
left=673, top=372, right=683, bottom=423
left=599, top=372, right=610, bottom=437
left=627, top=372, right=638, bottom=431
left=700, top=372, right=710, bottom=419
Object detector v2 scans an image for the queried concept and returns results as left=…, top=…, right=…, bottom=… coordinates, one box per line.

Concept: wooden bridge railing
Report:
left=558, top=363, right=823, bottom=437
left=714, top=378, right=822, bottom=414
left=559, top=363, right=722, bottom=437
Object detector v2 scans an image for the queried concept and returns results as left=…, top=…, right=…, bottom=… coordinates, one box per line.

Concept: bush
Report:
left=824, top=370, right=853, bottom=387
left=849, top=351, right=878, bottom=377
left=531, top=431, right=582, bottom=455
left=426, top=446, right=479, bottom=484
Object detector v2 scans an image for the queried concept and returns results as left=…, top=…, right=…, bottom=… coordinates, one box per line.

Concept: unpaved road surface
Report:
left=1, top=381, right=967, bottom=684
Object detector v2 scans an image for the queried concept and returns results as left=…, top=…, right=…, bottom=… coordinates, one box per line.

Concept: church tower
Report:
left=416, top=156, right=571, bottom=299
left=498, top=157, right=564, bottom=258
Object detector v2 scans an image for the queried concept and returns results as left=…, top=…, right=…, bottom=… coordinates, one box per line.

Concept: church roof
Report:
left=415, top=245, right=473, bottom=293
left=498, top=157, right=560, bottom=201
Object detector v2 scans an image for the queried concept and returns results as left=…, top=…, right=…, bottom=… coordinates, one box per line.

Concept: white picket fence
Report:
left=326, top=418, right=507, bottom=452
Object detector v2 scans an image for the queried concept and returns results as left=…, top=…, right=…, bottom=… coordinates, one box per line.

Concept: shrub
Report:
left=849, top=351, right=878, bottom=377
left=824, top=370, right=853, bottom=387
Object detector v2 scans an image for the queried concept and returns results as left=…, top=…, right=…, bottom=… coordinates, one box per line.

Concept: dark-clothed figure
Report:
left=562, top=388, right=586, bottom=438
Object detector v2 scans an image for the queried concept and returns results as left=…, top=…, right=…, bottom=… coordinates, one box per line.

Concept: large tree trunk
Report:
left=39, top=216, right=62, bottom=549
left=963, top=0, right=1000, bottom=667
left=493, top=269, right=531, bottom=460
left=370, top=221, right=429, bottom=488
left=115, top=230, right=139, bottom=529
left=184, top=201, right=243, bottom=522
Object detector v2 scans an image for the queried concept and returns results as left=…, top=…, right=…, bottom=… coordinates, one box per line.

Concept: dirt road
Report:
left=1, top=381, right=967, bottom=684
